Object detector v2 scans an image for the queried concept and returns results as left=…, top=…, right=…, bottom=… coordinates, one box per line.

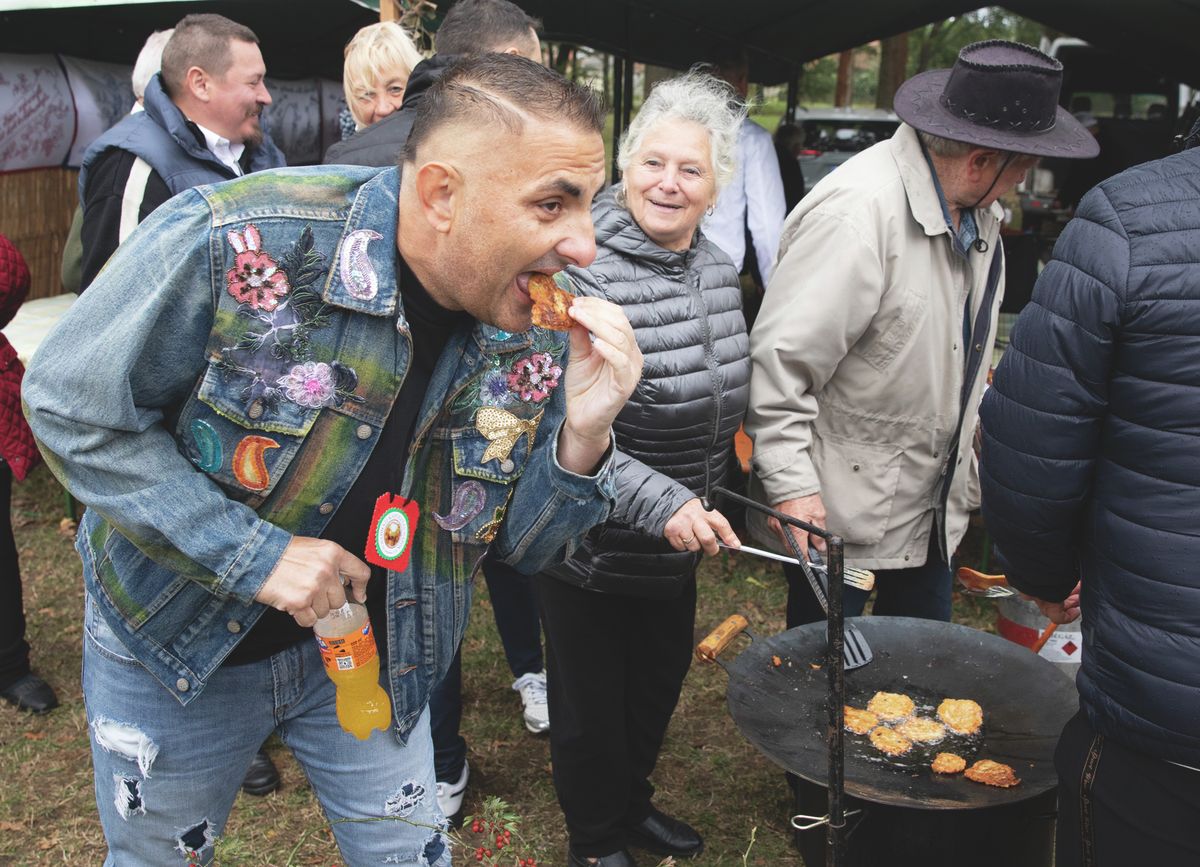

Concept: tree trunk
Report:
left=916, top=20, right=944, bottom=73
left=876, top=33, right=909, bottom=110
left=835, top=50, right=854, bottom=107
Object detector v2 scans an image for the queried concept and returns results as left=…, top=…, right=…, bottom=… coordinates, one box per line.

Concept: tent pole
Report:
left=611, top=53, right=625, bottom=183
left=787, top=68, right=800, bottom=123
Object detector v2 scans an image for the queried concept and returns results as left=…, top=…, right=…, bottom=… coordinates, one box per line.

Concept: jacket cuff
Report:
left=753, top=443, right=821, bottom=503
left=549, top=420, right=617, bottom=497
left=217, top=518, right=293, bottom=605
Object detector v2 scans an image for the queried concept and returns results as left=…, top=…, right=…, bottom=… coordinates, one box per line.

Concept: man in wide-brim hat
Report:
left=745, top=41, right=1098, bottom=627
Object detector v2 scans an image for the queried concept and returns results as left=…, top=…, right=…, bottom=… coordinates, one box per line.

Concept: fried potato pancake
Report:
left=896, top=716, right=947, bottom=744
left=843, top=705, right=880, bottom=735
left=937, top=698, right=984, bottom=735
left=964, top=759, right=1020, bottom=788
left=867, top=691, right=916, bottom=722
left=869, top=726, right=913, bottom=757
left=529, top=272, right=574, bottom=331
left=931, top=752, right=967, bottom=774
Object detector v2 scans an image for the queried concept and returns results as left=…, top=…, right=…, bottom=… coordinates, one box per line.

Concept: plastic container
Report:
left=314, top=602, right=392, bottom=739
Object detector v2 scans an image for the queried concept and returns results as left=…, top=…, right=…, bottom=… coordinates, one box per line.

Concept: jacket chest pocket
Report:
left=429, top=421, right=539, bottom=546
left=176, top=361, right=320, bottom=504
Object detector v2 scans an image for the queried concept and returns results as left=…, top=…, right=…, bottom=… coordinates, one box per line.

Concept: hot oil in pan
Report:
left=844, top=685, right=984, bottom=775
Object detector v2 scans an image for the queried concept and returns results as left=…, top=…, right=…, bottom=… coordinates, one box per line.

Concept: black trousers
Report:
left=535, top=572, right=696, bottom=857
left=0, top=460, right=30, bottom=689
left=1055, top=710, right=1200, bottom=866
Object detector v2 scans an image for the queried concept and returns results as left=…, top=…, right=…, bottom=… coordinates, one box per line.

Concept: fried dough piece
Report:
left=931, top=752, right=967, bottom=775
left=843, top=706, right=880, bottom=735
left=528, top=272, right=574, bottom=331
left=896, top=716, right=947, bottom=744
left=867, top=691, right=916, bottom=722
left=937, top=698, right=984, bottom=735
left=869, top=726, right=913, bottom=757
left=964, top=759, right=1020, bottom=788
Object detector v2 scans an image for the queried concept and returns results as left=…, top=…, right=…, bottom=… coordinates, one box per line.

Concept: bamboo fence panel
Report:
left=0, top=168, right=78, bottom=300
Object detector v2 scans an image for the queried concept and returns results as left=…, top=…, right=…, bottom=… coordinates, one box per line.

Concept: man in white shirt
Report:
left=77, top=13, right=285, bottom=290
left=703, top=45, right=786, bottom=290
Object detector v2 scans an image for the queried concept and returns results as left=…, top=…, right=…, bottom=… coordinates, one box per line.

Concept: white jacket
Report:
left=746, top=123, right=1004, bottom=569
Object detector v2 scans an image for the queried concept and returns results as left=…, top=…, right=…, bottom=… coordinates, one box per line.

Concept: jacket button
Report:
left=500, top=458, right=515, bottom=473
left=933, top=450, right=939, bottom=458
left=903, top=555, right=910, bottom=562
left=852, top=463, right=860, bottom=471
left=356, top=424, right=372, bottom=440
left=319, top=502, right=334, bottom=515
left=247, top=399, right=264, bottom=420
left=952, top=343, right=958, bottom=351
left=227, top=620, right=241, bottom=633
left=974, top=343, right=983, bottom=352
left=176, top=678, right=190, bottom=692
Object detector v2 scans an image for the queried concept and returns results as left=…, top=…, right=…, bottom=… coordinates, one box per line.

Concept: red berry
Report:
left=484, top=850, right=492, bottom=857
left=495, top=839, right=505, bottom=849
left=472, top=820, right=483, bottom=833
left=474, top=853, right=484, bottom=862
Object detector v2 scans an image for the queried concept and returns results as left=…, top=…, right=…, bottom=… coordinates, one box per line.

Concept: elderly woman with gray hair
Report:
left=535, top=72, right=750, bottom=867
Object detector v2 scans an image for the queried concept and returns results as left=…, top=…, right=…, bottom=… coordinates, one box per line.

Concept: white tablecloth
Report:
left=3, top=293, right=76, bottom=365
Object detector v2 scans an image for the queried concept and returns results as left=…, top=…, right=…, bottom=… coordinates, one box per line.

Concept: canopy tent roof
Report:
left=3, top=0, right=1199, bottom=86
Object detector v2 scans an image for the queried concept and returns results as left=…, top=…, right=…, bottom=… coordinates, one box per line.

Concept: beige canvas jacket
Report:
left=746, top=123, right=1004, bottom=569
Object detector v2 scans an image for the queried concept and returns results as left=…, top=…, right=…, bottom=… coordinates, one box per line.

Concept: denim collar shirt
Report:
left=23, top=165, right=615, bottom=740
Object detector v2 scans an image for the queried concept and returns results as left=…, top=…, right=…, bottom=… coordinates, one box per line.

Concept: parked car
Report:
left=791, top=107, right=900, bottom=189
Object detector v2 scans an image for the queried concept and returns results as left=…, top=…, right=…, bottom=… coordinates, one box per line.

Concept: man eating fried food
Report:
left=25, top=55, right=641, bottom=866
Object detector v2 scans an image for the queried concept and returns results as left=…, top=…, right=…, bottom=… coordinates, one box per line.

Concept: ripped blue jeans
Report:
left=82, top=593, right=451, bottom=866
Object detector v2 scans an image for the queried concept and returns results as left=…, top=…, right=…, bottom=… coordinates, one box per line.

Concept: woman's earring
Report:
left=705, top=203, right=714, bottom=216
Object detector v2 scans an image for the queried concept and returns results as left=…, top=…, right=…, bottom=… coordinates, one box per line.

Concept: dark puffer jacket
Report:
left=549, top=188, right=750, bottom=598
left=980, top=147, right=1200, bottom=767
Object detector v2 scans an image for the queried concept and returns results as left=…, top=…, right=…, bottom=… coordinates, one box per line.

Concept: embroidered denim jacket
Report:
left=24, top=166, right=614, bottom=740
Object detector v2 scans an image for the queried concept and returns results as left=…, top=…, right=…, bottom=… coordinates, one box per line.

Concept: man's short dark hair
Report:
left=435, top=0, right=541, bottom=56
left=404, top=54, right=603, bottom=165
left=161, top=14, right=259, bottom=97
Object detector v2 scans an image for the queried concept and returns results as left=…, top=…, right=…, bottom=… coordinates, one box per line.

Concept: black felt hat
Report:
left=893, top=40, right=1099, bottom=159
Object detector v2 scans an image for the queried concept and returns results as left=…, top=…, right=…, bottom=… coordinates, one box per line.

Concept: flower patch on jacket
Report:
left=506, top=351, right=562, bottom=403
left=213, top=225, right=364, bottom=420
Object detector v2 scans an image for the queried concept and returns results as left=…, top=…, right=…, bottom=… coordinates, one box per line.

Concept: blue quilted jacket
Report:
left=980, top=147, right=1200, bottom=767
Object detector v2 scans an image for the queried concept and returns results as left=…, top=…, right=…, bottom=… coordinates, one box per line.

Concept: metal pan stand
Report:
left=706, top=486, right=849, bottom=867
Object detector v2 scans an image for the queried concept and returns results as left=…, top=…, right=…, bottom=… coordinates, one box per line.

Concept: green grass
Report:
left=1, top=465, right=996, bottom=865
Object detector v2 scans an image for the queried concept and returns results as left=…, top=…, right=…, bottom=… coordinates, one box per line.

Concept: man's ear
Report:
left=185, top=65, right=211, bottom=103
left=413, top=161, right=460, bottom=234
left=966, top=148, right=1000, bottom=181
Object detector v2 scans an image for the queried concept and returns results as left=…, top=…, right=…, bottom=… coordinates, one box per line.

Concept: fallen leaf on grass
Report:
left=23, top=731, right=46, bottom=740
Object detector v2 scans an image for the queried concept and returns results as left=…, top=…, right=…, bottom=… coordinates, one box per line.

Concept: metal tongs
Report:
left=718, top=541, right=876, bottom=591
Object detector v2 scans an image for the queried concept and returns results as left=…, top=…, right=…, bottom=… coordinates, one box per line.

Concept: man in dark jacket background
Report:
left=979, top=139, right=1200, bottom=865
left=323, top=0, right=541, bottom=168
left=77, top=13, right=285, bottom=290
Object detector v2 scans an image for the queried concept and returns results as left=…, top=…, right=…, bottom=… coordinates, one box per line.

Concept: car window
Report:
left=802, top=120, right=900, bottom=153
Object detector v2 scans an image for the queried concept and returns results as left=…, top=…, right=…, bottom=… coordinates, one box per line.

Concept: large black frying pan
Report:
left=705, top=616, right=1077, bottom=810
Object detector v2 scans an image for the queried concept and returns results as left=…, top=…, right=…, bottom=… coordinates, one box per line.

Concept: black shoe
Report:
left=0, top=673, right=59, bottom=714
left=625, top=805, right=704, bottom=859
left=567, top=848, right=638, bottom=867
left=241, top=749, right=281, bottom=796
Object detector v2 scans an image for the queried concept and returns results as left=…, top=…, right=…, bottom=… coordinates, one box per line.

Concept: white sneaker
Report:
left=512, top=671, right=550, bottom=734
left=435, top=760, right=469, bottom=819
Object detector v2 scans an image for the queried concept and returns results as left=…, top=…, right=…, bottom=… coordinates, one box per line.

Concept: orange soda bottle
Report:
left=314, top=602, right=392, bottom=739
